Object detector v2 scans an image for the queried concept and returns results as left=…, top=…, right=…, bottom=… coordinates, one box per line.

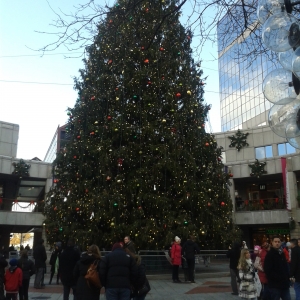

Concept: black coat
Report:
left=33, top=243, right=47, bottom=269
left=49, top=250, right=61, bottom=273
left=290, top=245, right=300, bottom=282
left=264, top=247, right=290, bottom=289
left=59, top=246, right=80, bottom=286
left=18, top=258, right=35, bottom=280
left=182, top=240, right=200, bottom=259
left=74, top=253, right=100, bottom=300
left=131, top=262, right=151, bottom=297
left=226, top=245, right=241, bottom=270
left=99, top=248, right=138, bottom=289
left=0, top=254, right=8, bottom=277
left=124, top=241, right=136, bottom=254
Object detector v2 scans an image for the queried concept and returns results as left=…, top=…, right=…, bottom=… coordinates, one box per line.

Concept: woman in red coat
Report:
left=171, top=236, right=182, bottom=283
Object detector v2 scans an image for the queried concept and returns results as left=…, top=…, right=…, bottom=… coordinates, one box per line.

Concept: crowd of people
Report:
left=227, top=236, right=300, bottom=300
left=0, top=235, right=150, bottom=300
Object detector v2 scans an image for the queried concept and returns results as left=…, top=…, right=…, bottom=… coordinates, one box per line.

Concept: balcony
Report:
left=235, top=197, right=286, bottom=211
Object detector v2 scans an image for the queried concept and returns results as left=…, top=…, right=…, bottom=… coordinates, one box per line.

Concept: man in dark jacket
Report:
left=264, top=236, right=291, bottom=300
left=226, top=241, right=241, bottom=296
left=100, top=243, right=138, bottom=300
left=59, top=239, right=80, bottom=300
left=33, top=239, right=47, bottom=289
left=124, top=236, right=136, bottom=254
left=182, top=236, right=200, bottom=283
left=289, top=239, right=300, bottom=299
left=0, top=251, right=8, bottom=300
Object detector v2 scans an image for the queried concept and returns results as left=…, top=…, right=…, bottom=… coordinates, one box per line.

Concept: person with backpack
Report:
left=18, top=250, right=35, bottom=300
left=4, top=259, right=22, bottom=300
left=74, top=245, right=102, bottom=300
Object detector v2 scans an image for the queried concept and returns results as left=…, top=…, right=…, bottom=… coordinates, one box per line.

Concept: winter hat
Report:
left=56, top=242, right=62, bottom=248
left=286, top=242, right=291, bottom=247
left=175, top=236, right=181, bottom=242
left=9, top=258, right=18, bottom=267
left=254, top=245, right=261, bottom=251
left=112, top=243, right=122, bottom=251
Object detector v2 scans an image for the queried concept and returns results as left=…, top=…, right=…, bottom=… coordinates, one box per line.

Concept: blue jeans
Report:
left=294, top=282, right=300, bottom=300
left=63, top=285, right=77, bottom=300
left=105, top=288, right=130, bottom=300
left=269, top=287, right=291, bottom=300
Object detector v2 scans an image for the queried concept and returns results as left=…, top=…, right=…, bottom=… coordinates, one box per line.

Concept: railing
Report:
left=0, top=199, right=44, bottom=213
left=235, top=197, right=286, bottom=211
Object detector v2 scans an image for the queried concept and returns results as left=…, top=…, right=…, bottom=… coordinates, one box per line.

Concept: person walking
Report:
left=59, top=239, right=81, bottom=300
left=171, top=236, right=182, bottom=283
left=74, top=244, right=101, bottom=300
left=49, top=242, right=62, bottom=285
left=289, top=239, right=300, bottom=300
left=4, top=259, right=22, bottom=300
left=124, top=236, right=136, bottom=254
left=0, top=250, right=8, bottom=300
left=33, top=239, right=47, bottom=289
left=227, top=241, right=241, bottom=296
left=18, top=250, right=35, bottom=300
left=264, top=236, right=291, bottom=300
left=182, top=235, right=200, bottom=283
left=255, top=242, right=270, bottom=300
left=238, top=249, right=257, bottom=300
left=99, top=242, right=137, bottom=300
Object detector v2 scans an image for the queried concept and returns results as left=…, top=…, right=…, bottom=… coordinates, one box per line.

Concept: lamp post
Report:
left=257, top=0, right=300, bottom=149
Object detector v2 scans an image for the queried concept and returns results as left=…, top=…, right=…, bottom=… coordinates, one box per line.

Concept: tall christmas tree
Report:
left=44, top=0, right=238, bottom=250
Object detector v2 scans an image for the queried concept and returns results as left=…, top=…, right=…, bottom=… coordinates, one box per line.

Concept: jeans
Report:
left=133, top=295, right=146, bottom=300
left=19, top=278, right=30, bottom=300
left=186, top=258, right=195, bottom=281
left=172, top=265, right=179, bottom=280
left=294, top=282, right=300, bottom=300
left=5, top=293, right=17, bottom=300
left=262, top=283, right=271, bottom=300
left=105, top=288, right=131, bottom=300
left=63, top=285, right=77, bottom=300
left=230, top=268, right=238, bottom=294
left=34, top=268, right=44, bottom=288
left=268, top=287, right=291, bottom=300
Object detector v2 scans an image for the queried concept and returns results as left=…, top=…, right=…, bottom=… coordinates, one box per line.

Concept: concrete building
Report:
left=44, top=124, right=69, bottom=163
left=0, top=121, right=52, bottom=249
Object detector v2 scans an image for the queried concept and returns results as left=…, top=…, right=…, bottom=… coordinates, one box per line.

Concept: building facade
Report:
left=0, top=121, right=52, bottom=249
left=44, top=124, right=69, bottom=163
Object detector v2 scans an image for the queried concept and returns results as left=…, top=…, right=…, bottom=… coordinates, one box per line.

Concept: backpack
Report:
left=85, top=260, right=102, bottom=289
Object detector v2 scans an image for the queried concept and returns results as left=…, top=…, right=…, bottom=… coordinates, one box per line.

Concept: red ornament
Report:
left=107, top=115, right=112, bottom=120
left=187, top=35, right=191, bottom=40
left=145, top=8, right=149, bottom=12
left=90, top=131, right=95, bottom=135
left=109, top=19, right=113, bottom=24
left=115, top=87, right=119, bottom=91
left=91, top=96, right=96, bottom=100
left=54, top=206, right=57, bottom=211
left=144, top=59, right=149, bottom=64
left=118, top=158, right=124, bottom=168
left=171, top=127, right=176, bottom=133
left=53, top=179, right=58, bottom=183
left=218, top=157, right=221, bottom=161
left=229, top=173, right=233, bottom=177
left=76, top=207, right=80, bottom=211
left=205, top=142, right=209, bottom=146
left=200, top=81, right=205, bottom=85
left=141, top=46, right=145, bottom=50
left=202, top=124, right=205, bottom=127
left=108, top=59, right=113, bottom=65
left=161, top=75, right=165, bottom=80
left=138, top=206, right=142, bottom=210
left=77, top=135, right=81, bottom=139
left=73, top=155, right=77, bottom=159
left=159, top=47, right=164, bottom=51
left=221, top=202, right=225, bottom=206
left=106, top=176, right=111, bottom=181
left=245, top=200, right=249, bottom=205
left=176, top=92, right=181, bottom=97
left=85, top=189, right=89, bottom=193
left=207, top=202, right=211, bottom=206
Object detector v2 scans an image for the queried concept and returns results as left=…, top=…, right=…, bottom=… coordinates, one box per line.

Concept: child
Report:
left=4, top=258, right=22, bottom=300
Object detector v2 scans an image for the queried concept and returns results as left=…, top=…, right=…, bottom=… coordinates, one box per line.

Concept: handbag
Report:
left=254, top=256, right=264, bottom=272
left=254, top=272, right=262, bottom=296
left=85, top=260, right=102, bottom=289
left=137, top=278, right=151, bottom=296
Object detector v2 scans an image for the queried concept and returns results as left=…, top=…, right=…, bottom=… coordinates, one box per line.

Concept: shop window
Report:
left=278, top=143, right=296, bottom=156
left=255, top=146, right=273, bottom=159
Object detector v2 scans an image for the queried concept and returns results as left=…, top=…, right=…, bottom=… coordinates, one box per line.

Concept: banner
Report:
left=281, top=157, right=291, bottom=210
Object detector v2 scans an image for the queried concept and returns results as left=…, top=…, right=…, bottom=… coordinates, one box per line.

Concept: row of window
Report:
left=255, top=143, right=296, bottom=159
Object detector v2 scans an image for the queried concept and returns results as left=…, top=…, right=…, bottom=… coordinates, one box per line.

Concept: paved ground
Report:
left=29, top=273, right=295, bottom=300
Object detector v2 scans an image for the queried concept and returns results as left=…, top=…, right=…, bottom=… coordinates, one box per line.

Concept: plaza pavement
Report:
left=26, top=261, right=296, bottom=299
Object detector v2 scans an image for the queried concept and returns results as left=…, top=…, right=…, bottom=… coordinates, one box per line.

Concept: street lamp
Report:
left=258, top=0, right=300, bottom=148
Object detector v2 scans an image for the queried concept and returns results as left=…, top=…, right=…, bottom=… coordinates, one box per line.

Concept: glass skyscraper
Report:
left=217, top=4, right=280, bottom=132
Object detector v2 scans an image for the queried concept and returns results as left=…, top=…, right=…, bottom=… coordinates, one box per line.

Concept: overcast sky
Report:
left=0, top=0, right=221, bottom=161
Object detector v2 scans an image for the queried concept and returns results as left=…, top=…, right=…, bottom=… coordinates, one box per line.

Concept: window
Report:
left=255, top=146, right=273, bottom=159
left=278, top=143, right=296, bottom=156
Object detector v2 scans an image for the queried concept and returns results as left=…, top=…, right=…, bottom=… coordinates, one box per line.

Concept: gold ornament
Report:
left=187, top=90, right=192, bottom=95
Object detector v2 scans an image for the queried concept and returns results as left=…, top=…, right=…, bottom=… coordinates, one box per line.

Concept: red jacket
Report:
left=5, top=267, right=22, bottom=293
left=257, top=249, right=268, bottom=284
left=171, top=242, right=182, bottom=265
left=283, top=248, right=290, bottom=263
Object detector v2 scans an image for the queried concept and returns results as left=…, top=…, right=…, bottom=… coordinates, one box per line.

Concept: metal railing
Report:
left=235, top=197, right=286, bottom=211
